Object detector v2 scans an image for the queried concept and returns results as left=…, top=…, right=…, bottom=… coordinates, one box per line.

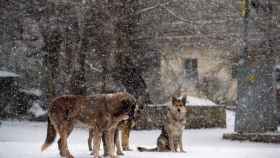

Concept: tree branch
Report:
left=135, top=1, right=172, bottom=15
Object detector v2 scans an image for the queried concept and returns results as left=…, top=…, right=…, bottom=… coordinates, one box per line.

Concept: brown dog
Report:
left=41, top=92, right=139, bottom=158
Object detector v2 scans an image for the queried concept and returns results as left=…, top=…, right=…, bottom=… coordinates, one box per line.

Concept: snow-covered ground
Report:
left=0, top=111, right=279, bottom=158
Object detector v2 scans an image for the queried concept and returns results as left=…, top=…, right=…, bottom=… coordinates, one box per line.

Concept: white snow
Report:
left=0, top=71, right=19, bottom=77
left=274, top=64, right=280, bottom=70
left=186, top=96, right=217, bottom=106
left=0, top=111, right=279, bottom=158
left=19, top=88, right=42, bottom=96
left=29, top=102, right=46, bottom=117
left=156, top=95, right=217, bottom=107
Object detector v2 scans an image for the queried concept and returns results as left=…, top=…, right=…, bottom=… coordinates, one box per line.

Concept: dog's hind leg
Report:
left=57, top=123, right=74, bottom=158
left=92, top=128, right=102, bottom=158
left=88, top=128, right=94, bottom=151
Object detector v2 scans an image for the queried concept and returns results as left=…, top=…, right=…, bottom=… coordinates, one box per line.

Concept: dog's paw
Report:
left=64, top=154, right=74, bottom=158
left=123, top=147, right=133, bottom=151
left=117, top=151, right=124, bottom=155
left=180, top=150, right=186, bottom=153
left=104, top=155, right=119, bottom=158
left=91, top=152, right=101, bottom=158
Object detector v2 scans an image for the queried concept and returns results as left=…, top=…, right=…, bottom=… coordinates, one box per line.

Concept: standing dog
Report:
left=137, top=96, right=187, bottom=152
left=41, top=92, right=139, bottom=158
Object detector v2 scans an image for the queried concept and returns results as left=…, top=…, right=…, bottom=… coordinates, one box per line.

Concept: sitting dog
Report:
left=138, top=96, right=187, bottom=152
left=41, top=92, right=140, bottom=158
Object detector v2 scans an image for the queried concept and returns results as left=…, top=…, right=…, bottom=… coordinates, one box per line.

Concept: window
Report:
left=184, top=58, right=198, bottom=81
left=232, top=64, right=238, bottom=79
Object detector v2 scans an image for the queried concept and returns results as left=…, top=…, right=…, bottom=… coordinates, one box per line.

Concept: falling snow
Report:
left=1, top=0, right=280, bottom=158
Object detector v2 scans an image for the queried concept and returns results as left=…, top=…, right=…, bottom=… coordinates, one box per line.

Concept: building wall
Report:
left=160, top=47, right=237, bottom=104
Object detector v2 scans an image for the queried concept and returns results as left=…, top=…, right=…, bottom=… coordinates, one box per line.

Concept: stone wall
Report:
left=134, top=104, right=226, bottom=130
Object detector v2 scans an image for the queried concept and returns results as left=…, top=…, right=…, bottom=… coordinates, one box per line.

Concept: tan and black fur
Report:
left=138, top=96, right=187, bottom=152
left=41, top=92, right=139, bottom=158
left=119, top=119, right=135, bottom=151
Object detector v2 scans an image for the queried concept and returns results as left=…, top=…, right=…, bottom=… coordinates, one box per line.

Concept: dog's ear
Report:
left=121, top=96, right=136, bottom=118
left=120, top=98, right=131, bottom=115
left=172, top=96, right=177, bottom=105
left=182, top=95, right=187, bottom=106
left=137, top=96, right=144, bottom=104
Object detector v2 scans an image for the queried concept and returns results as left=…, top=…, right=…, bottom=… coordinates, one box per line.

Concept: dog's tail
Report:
left=41, top=117, right=57, bottom=151
left=137, top=147, right=158, bottom=152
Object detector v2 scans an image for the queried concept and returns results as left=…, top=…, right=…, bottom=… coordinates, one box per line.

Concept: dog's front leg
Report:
left=92, top=128, right=102, bottom=158
left=121, top=121, right=133, bottom=151
left=168, top=135, right=176, bottom=152
left=105, top=128, right=118, bottom=158
left=179, top=133, right=185, bottom=152
left=115, top=129, right=124, bottom=155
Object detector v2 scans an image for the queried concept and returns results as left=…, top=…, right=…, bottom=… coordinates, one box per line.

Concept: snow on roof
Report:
left=29, top=102, right=46, bottom=117
left=0, top=71, right=19, bottom=78
left=187, top=96, right=217, bottom=106
left=274, top=64, right=280, bottom=70
left=149, top=95, right=217, bottom=107
left=19, top=88, right=42, bottom=96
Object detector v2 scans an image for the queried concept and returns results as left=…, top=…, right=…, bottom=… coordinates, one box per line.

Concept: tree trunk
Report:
left=112, top=0, right=152, bottom=103
left=235, top=0, right=278, bottom=133
left=44, top=29, right=62, bottom=101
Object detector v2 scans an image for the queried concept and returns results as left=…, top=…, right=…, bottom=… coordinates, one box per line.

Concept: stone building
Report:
left=137, top=0, right=245, bottom=104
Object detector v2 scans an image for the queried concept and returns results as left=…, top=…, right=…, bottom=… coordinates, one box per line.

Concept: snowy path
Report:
left=0, top=111, right=280, bottom=158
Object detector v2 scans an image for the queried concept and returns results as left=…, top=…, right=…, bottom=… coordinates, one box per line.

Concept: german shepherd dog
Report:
left=117, top=119, right=135, bottom=151
left=137, top=96, right=187, bottom=152
left=41, top=92, right=140, bottom=158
